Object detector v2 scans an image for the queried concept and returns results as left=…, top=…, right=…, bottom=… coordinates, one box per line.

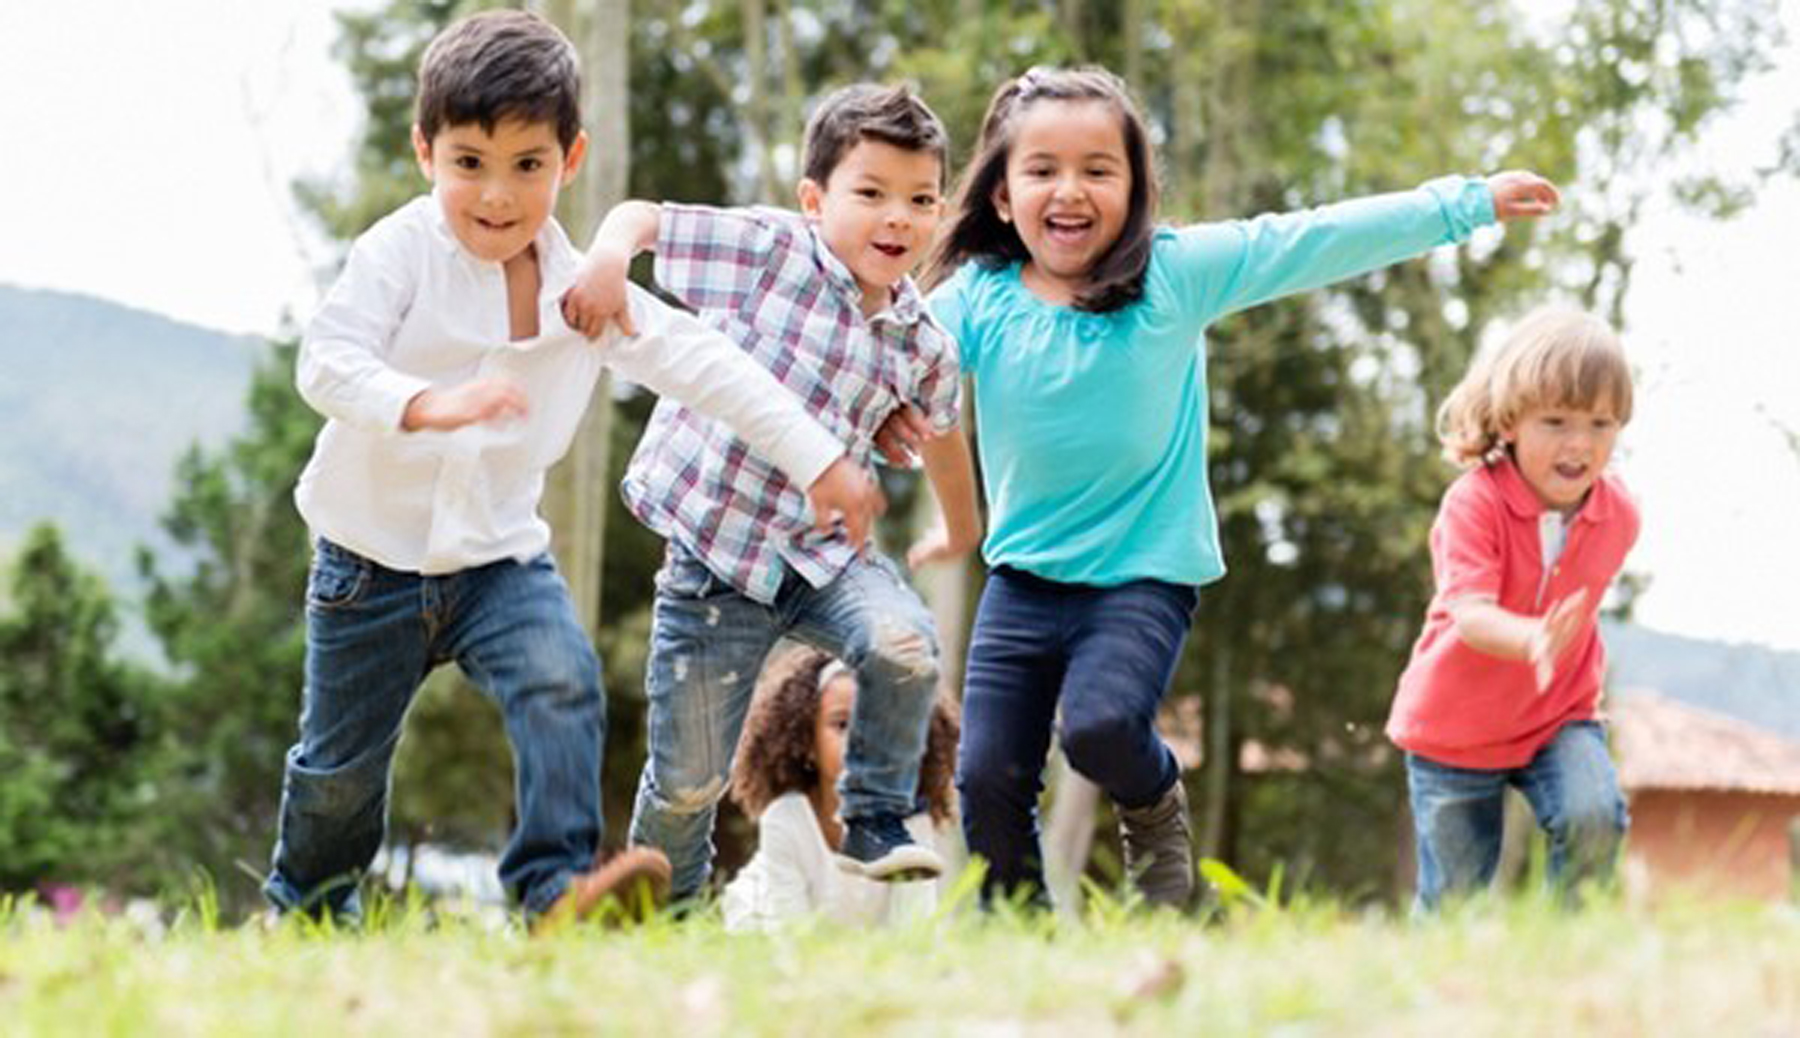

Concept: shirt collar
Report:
left=420, top=189, right=577, bottom=285
left=1489, top=452, right=1615, bottom=525
left=803, top=222, right=928, bottom=327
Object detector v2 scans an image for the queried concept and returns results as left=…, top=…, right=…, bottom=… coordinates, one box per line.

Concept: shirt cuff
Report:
left=370, top=369, right=434, bottom=432
left=760, top=421, right=845, bottom=491
left=1421, top=175, right=1497, bottom=241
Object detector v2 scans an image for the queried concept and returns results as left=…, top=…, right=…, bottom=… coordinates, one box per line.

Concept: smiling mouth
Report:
left=1554, top=462, right=1589, bottom=480
left=872, top=242, right=907, bottom=258
left=475, top=217, right=517, bottom=232
left=1044, top=215, right=1093, bottom=243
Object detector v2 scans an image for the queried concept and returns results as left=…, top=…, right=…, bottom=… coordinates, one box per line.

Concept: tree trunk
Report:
left=537, top=0, right=629, bottom=638
left=1198, top=636, right=1231, bottom=858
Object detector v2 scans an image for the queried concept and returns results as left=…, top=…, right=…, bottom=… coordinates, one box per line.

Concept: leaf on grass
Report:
left=1116, top=951, right=1185, bottom=1002
left=1199, top=858, right=1266, bottom=908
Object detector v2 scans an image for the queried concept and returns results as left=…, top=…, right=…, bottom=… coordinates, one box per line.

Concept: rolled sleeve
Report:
left=654, top=203, right=787, bottom=314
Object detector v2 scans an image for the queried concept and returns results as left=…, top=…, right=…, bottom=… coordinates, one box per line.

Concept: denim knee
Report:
left=851, top=614, right=940, bottom=691
left=1059, top=710, right=1141, bottom=773
left=1548, top=788, right=1627, bottom=852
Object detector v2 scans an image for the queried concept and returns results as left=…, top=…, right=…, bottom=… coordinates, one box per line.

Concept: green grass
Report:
left=3, top=885, right=1798, bottom=1037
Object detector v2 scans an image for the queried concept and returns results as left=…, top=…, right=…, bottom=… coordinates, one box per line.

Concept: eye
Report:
left=453, top=155, right=481, bottom=171
left=912, top=193, right=939, bottom=208
left=518, top=156, right=545, bottom=173
left=855, top=187, right=881, bottom=200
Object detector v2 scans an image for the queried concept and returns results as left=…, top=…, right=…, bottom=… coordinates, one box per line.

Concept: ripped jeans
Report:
left=630, top=543, right=941, bottom=898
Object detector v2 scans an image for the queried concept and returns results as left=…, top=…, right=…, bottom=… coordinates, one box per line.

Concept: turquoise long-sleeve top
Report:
left=928, top=176, right=1496, bottom=588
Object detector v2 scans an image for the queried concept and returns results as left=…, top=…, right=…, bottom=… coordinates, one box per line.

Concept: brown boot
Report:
left=1118, top=780, right=1194, bottom=909
left=531, top=846, right=672, bottom=936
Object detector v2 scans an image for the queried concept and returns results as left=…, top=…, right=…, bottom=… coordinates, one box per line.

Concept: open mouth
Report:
left=872, top=242, right=907, bottom=258
left=1044, top=214, right=1093, bottom=245
left=1554, top=461, right=1589, bottom=481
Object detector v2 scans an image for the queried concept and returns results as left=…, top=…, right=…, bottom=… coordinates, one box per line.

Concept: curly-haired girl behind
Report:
left=722, top=647, right=959, bottom=931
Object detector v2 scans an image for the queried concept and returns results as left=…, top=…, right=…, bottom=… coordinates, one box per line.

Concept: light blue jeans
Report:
left=264, top=539, right=604, bottom=919
left=1406, top=720, right=1628, bottom=912
left=630, top=544, right=940, bottom=898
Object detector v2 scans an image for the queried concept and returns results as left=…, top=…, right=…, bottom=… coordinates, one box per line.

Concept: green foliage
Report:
left=0, top=525, right=166, bottom=891
left=138, top=344, right=319, bottom=902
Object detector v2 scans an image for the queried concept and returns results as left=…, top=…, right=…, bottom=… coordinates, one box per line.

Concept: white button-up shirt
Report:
left=295, top=194, right=845, bottom=574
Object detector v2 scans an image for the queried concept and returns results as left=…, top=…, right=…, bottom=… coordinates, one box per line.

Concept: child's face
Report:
left=812, top=674, right=856, bottom=793
left=412, top=117, right=587, bottom=265
left=1504, top=402, right=1622, bottom=514
left=797, top=139, right=944, bottom=311
left=994, top=99, right=1132, bottom=299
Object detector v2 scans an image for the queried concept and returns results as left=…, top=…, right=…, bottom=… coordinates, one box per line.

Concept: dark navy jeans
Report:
left=957, top=566, right=1198, bottom=902
left=264, top=539, right=604, bottom=919
left=1406, top=720, right=1628, bottom=912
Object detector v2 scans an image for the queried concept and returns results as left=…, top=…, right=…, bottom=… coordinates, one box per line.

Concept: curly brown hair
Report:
left=730, top=646, right=960, bottom=826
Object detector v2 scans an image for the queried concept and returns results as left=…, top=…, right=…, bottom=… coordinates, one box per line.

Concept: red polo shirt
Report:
left=1386, top=456, right=1640, bottom=769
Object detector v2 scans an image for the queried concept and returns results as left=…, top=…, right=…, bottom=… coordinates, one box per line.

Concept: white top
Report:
left=294, top=194, right=845, bottom=574
left=721, top=792, right=941, bottom=933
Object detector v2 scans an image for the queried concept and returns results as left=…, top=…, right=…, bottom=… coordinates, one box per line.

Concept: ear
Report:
left=991, top=180, right=1012, bottom=224
left=796, top=177, right=824, bottom=221
left=559, top=129, right=589, bottom=185
left=411, top=125, right=434, bottom=182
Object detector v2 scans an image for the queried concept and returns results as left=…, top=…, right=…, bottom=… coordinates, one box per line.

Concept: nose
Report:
left=480, top=175, right=510, bottom=207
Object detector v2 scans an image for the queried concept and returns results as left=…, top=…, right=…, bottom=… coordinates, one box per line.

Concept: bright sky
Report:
left=4, top=1, right=1797, bottom=653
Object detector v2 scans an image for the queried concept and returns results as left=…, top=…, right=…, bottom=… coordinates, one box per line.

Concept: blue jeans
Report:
left=264, top=539, right=604, bottom=918
left=957, top=566, right=1199, bottom=902
left=1406, top=720, right=1628, bottom=912
left=630, top=544, right=941, bottom=898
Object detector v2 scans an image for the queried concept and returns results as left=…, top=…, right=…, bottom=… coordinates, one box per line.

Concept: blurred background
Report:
left=2, top=0, right=1796, bottom=915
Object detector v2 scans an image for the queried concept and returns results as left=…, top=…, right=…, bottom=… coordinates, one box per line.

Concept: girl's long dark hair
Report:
left=924, top=66, right=1160, bottom=313
left=730, top=647, right=961, bottom=826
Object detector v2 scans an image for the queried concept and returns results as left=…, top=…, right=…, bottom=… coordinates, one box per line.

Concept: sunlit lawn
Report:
left=4, top=879, right=1798, bottom=1037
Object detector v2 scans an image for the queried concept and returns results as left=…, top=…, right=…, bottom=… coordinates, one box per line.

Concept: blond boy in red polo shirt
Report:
left=1388, top=307, right=1640, bottom=911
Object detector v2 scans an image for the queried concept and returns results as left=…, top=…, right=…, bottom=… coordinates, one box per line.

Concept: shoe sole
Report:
left=532, top=847, right=672, bottom=935
left=833, top=846, right=944, bottom=882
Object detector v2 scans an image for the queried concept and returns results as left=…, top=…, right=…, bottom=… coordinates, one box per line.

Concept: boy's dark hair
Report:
left=801, top=83, right=950, bottom=189
left=416, top=10, right=582, bottom=151
left=731, top=648, right=960, bottom=826
left=925, top=66, right=1160, bottom=313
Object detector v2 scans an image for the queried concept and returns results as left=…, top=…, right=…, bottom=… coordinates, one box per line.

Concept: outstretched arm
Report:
left=1447, top=587, right=1590, bottom=692
left=1186, top=171, right=1561, bottom=319
left=562, top=199, right=664, bottom=339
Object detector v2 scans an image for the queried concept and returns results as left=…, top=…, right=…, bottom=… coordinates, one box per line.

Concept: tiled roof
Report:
left=1612, top=689, right=1800, bottom=796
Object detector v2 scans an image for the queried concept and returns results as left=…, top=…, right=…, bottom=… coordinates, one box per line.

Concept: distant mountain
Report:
left=0, top=283, right=263, bottom=619
left=1605, top=620, right=1800, bottom=739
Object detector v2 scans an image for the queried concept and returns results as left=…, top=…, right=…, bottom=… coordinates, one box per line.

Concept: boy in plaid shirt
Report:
left=563, top=84, right=978, bottom=897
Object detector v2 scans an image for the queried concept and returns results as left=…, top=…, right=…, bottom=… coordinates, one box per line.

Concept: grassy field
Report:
left=4, top=884, right=1798, bottom=1037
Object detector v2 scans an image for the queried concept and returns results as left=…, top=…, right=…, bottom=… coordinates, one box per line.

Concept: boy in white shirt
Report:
left=263, top=9, right=879, bottom=932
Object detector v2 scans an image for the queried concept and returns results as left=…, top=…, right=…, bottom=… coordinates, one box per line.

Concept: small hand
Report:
left=402, top=377, right=528, bottom=432
left=560, top=244, right=637, bottom=340
left=873, top=404, right=932, bottom=468
left=1527, top=587, right=1590, bottom=692
left=1487, top=170, right=1561, bottom=222
left=805, top=457, right=886, bottom=550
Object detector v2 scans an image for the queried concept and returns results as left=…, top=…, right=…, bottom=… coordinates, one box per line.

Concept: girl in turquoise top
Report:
left=915, top=65, right=1560, bottom=908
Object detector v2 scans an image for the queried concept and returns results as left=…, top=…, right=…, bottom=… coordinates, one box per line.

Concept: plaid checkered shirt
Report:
left=621, top=203, right=962, bottom=604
